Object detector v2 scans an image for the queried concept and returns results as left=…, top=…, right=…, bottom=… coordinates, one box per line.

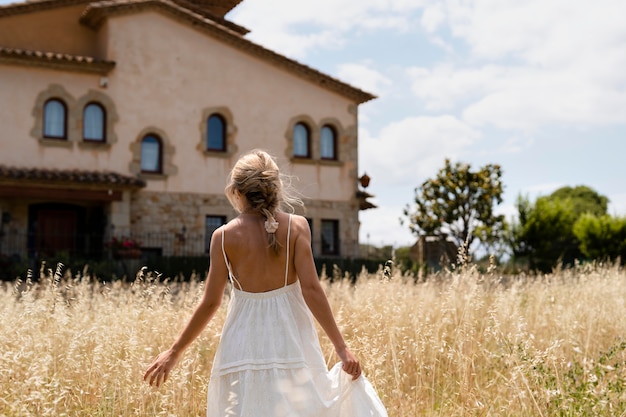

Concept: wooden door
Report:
left=36, top=208, right=77, bottom=255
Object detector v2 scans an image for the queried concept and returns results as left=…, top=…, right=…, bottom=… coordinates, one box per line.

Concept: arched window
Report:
left=141, top=135, right=162, bottom=173
left=293, top=122, right=310, bottom=158
left=207, top=114, right=226, bottom=151
left=83, top=102, right=106, bottom=142
left=43, top=98, right=67, bottom=139
left=320, top=125, right=337, bottom=160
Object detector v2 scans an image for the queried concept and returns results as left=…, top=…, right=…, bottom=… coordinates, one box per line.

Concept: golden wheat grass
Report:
left=1, top=262, right=625, bottom=416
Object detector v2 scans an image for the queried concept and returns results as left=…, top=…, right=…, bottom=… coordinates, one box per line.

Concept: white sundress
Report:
left=207, top=215, right=388, bottom=417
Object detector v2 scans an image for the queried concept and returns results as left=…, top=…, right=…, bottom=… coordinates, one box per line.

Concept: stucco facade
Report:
left=0, top=0, right=375, bottom=270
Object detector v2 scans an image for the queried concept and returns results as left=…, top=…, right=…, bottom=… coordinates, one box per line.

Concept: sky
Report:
left=3, top=0, right=625, bottom=250
left=227, top=0, right=626, bottom=249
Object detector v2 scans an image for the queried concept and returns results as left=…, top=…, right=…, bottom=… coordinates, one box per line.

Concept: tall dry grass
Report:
left=1, top=260, right=626, bottom=416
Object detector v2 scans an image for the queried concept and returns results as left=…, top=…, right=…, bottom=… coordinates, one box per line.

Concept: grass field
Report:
left=1, top=260, right=626, bottom=416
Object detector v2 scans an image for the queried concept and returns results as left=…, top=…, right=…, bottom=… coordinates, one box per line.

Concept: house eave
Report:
left=0, top=166, right=146, bottom=189
left=0, top=46, right=116, bottom=74
left=80, top=0, right=376, bottom=104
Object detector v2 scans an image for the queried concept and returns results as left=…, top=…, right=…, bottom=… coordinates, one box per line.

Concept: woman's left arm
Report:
left=143, top=229, right=229, bottom=387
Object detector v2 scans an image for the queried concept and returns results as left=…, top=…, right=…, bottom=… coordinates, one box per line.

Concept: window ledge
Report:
left=39, top=138, right=72, bottom=148
left=78, top=141, right=111, bottom=150
left=290, top=157, right=315, bottom=164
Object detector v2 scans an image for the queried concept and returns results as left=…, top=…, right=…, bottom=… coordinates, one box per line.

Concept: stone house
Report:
left=0, top=0, right=375, bottom=268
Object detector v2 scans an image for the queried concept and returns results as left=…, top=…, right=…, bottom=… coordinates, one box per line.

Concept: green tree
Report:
left=573, top=214, right=626, bottom=262
left=513, top=196, right=579, bottom=271
left=393, top=246, right=420, bottom=275
left=402, top=159, right=505, bottom=251
left=512, top=185, right=610, bottom=272
left=551, top=185, right=608, bottom=217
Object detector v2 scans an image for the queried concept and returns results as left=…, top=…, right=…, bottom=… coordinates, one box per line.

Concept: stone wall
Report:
left=304, top=198, right=361, bottom=259
left=128, top=191, right=360, bottom=258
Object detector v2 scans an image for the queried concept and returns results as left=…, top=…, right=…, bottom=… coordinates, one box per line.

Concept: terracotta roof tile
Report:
left=0, top=0, right=242, bottom=19
left=186, top=0, right=241, bottom=17
left=82, top=0, right=247, bottom=37
left=0, top=46, right=116, bottom=74
left=0, top=0, right=246, bottom=33
left=163, top=0, right=248, bottom=34
left=0, top=165, right=146, bottom=188
left=1, top=0, right=375, bottom=103
left=0, top=0, right=89, bottom=17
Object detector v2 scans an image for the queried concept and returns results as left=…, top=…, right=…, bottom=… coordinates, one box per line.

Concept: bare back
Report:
left=221, top=211, right=306, bottom=293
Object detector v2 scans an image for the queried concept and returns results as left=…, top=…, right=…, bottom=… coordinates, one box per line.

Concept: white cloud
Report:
left=404, top=0, right=626, bottom=130
left=249, top=30, right=343, bottom=60
left=446, top=0, right=626, bottom=67
left=409, top=62, right=626, bottom=130
left=462, top=69, right=626, bottom=129
left=336, top=63, right=391, bottom=96
left=230, top=0, right=426, bottom=58
left=408, top=64, right=503, bottom=111
left=359, top=203, right=416, bottom=248
left=420, top=3, right=445, bottom=33
left=359, top=115, right=481, bottom=185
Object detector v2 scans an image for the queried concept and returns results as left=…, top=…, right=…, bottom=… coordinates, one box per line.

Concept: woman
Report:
left=144, top=149, right=387, bottom=416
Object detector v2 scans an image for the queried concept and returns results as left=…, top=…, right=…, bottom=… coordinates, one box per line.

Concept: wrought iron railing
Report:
left=0, top=231, right=385, bottom=281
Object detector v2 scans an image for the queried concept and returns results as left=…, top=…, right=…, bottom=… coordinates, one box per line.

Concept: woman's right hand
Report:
left=144, top=349, right=181, bottom=387
left=336, top=346, right=361, bottom=380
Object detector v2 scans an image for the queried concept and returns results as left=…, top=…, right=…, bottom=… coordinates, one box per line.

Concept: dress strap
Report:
left=221, top=227, right=242, bottom=291
left=284, top=214, right=292, bottom=287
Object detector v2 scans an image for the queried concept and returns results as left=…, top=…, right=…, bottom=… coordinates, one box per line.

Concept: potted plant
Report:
left=106, top=236, right=142, bottom=259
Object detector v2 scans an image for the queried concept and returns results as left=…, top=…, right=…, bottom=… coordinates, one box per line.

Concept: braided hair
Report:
left=225, top=150, right=302, bottom=253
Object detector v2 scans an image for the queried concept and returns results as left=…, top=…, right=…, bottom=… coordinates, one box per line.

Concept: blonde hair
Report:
left=225, top=149, right=303, bottom=253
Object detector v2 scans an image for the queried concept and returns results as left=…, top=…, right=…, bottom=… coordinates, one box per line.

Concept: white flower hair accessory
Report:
left=264, top=219, right=279, bottom=233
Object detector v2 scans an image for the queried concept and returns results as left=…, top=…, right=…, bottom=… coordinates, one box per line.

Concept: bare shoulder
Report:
left=221, top=217, right=240, bottom=231
left=286, top=214, right=312, bottom=250
left=286, top=214, right=310, bottom=233
left=214, top=220, right=244, bottom=249
left=208, top=224, right=225, bottom=258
